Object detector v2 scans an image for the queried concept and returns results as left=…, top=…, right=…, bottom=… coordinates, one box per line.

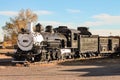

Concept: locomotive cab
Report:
left=53, top=26, right=80, bottom=58
left=54, top=26, right=80, bottom=48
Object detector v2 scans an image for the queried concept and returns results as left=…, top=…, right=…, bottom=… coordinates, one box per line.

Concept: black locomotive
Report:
left=12, top=22, right=120, bottom=63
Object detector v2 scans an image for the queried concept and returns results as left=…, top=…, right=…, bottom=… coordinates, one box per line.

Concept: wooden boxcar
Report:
left=78, top=35, right=99, bottom=57
left=99, top=36, right=120, bottom=55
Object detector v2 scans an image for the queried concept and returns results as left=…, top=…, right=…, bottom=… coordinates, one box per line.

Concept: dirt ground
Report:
left=0, top=54, right=120, bottom=80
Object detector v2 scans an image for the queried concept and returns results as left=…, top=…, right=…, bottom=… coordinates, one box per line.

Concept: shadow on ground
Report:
left=58, top=58, right=120, bottom=77
left=0, top=58, right=13, bottom=66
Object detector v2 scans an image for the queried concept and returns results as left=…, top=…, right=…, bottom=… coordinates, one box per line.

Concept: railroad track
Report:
left=16, top=56, right=104, bottom=67
left=0, top=54, right=117, bottom=67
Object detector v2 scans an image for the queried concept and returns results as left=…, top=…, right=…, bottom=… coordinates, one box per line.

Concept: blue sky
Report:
left=0, top=0, right=120, bottom=41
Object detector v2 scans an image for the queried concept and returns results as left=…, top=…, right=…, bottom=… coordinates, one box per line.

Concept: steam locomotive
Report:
left=12, top=22, right=120, bottom=63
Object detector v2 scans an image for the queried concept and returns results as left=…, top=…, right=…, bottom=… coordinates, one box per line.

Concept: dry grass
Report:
left=0, top=54, right=12, bottom=59
left=0, top=49, right=16, bottom=54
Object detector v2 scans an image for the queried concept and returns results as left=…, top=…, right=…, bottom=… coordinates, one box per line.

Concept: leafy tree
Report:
left=3, top=34, right=10, bottom=41
left=2, top=9, right=38, bottom=45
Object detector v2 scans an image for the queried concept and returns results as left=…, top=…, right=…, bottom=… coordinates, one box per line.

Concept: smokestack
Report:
left=27, top=22, right=34, bottom=33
